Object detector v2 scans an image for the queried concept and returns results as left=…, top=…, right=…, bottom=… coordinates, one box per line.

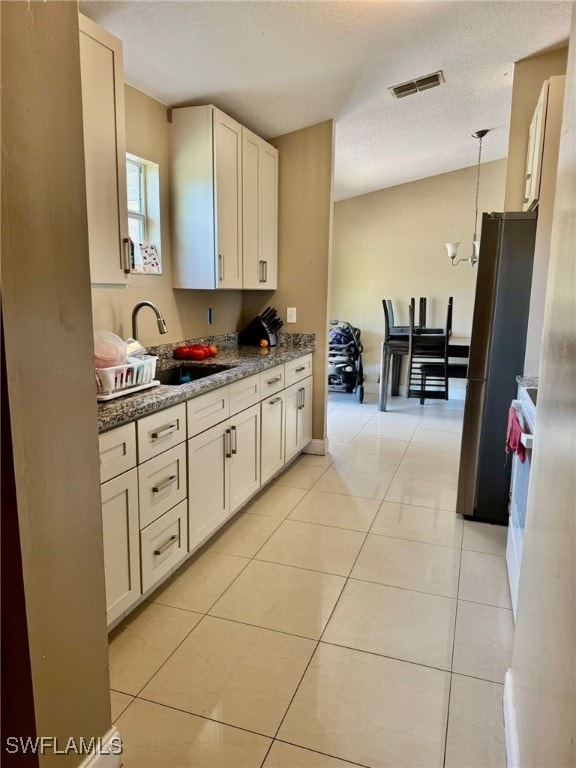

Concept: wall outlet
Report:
left=287, top=307, right=297, bottom=323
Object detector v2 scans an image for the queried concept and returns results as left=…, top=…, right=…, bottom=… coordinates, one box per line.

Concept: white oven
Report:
left=506, top=384, right=536, bottom=618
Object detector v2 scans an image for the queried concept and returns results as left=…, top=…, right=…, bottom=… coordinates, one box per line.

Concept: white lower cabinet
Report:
left=140, top=499, right=188, bottom=592
left=100, top=468, right=140, bottom=626
left=285, top=376, right=313, bottom=463
left=100, top=355, right=313, bottom=626
left=229, top=403, right=261, bottom=511
left=188, top=421, right=230, bottom=551
left=261, top=392, right=285, bottom=483
left=188, top=403, right=260, bottom=552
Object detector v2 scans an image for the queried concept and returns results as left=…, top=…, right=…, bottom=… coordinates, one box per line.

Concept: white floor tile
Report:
left=312, top=465, right=394, bottom=500
left=371, top=501, right=463, bottom=548
left=245, top=485, right=308, bottom=520
left=323, top=578, right=456, bottom=670
left=462, top=520, right=508, bottom=556
left=346, top=435, right=410, bottom=456
left=351, top=534, right=460, bottom=597
left=209, top=513, right=282, bottom=558
left=452, top=600, right=514, bottom=683
left=255, top=519, right=366, bottom=576
left=274, top=462, right=328, bottom=489
left=395, top=456, right=459, bottom=484
left=458, top=550, right=512, bottom=608
left=116, top=698, right=271, bottom=767
left=334, top=449, right=402, bottom=475
left=412, top=428, right=462, bottom=446
left=209, top=560, right=345, bottom=639
left=278, top=643, right=450, bottom=768
left=111, top=394, right=508, bottom=767
left=141, top=616, right=315, bottom=736
left=288, top=490, right=380, bottom=532
left=445, top=675, right=507, bottom=768
left=385, top=476, right=457, bottom=511
left=152, top=550, right=250, bottom=614
left=263, top=742, right=358, bottom=767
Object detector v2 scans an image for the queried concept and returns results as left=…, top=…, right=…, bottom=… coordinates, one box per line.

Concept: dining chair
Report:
left=420, top=296, right=468, bottom=400
left=383, top=299, right=411, bottom=336
left=407, top=299, right=451, bottom=403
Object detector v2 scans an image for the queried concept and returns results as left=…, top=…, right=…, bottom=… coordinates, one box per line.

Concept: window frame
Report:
left=127, top=157, right=147, bottom=243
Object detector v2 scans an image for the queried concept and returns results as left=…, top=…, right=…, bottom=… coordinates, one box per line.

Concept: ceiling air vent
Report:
left=390, top=70, right=445, bottom=99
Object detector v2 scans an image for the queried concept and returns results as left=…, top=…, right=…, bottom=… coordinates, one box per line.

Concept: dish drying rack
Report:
left=96, top=355, right=160, bottom=401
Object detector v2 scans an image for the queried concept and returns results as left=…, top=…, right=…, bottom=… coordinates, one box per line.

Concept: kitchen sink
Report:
left=156, top=363, right=234, bottom=386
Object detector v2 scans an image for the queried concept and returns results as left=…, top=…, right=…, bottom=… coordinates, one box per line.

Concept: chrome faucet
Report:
left=131, top=301, right=168, bottom=341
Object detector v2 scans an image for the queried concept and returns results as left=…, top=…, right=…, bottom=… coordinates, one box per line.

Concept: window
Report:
left=127, top=158, right=146, bottom=243
left=126, top=153, right=162, bottom=274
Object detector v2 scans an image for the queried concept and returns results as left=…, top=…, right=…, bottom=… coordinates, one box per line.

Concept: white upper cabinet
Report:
left=242, top=128, right=278, bottom=289
left=79, top=14, right=130, bottom=284
left=171, top=105, right=242, bottom=289
left=171, top=106, right=278, bottom=290
left=523, top=81, right=549, bottom=212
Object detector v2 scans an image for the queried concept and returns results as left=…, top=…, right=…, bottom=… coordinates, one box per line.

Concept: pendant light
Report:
left=446, top=129, right=489, bottom=266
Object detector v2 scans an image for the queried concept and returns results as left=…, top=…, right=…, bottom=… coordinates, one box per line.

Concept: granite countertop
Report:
left=97, top=333, right=316, bottom=433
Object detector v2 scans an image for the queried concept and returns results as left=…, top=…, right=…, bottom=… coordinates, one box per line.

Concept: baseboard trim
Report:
left=303, top=438, right=329, bottom=455
left=504, top=669, right=520, bottom=768
left=78, top=727, right=122, bottom=768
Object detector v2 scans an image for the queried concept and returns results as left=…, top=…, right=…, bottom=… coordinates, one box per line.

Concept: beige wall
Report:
left=332, top=159, right=507, bottom=390
left=1, top=3, right=111, bottom=765
left=504, top=46, right=568, bottom=211
left=91, top=85, right=243, bottom=347
left=509, top=7, right=575, bottom=766
left=243, top=121, right=335, bottom=443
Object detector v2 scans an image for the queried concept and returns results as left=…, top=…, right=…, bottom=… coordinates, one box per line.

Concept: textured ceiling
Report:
left=80, top=0, right=572, bottom=201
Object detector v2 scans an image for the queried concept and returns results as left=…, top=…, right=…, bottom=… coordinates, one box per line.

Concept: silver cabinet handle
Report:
left=269, top=396, right=282, bottom=405
left=297, top=388, right=303, bottom=409
left=266, top=376, right=282, bottom=385
left=152, top=475, right=177, bottom=493
left=231, top=425, right=237, bottom=455
left=154, top=534, right=178, bottom=556
left=259, top=260, right=266, bottom=283
left=122, top=237, right=131, bottom=274
left=150, top=423, right=177, bottom=440
left=225, top=428, right=232, bottom=459
left=218, top=253, right=225, bottom=281
left=264, top=261, right=268, bottom=282
left=301, top=387, right=306, bottom=409
left=295, top=366, right=306, bottom=373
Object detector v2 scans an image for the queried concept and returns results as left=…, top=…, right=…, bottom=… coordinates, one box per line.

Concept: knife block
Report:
left=238, top=316, right=277, bottom=347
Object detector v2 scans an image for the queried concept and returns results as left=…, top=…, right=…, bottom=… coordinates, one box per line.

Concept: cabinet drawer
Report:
left=138, top=443, right=187, bottom=529
left=230, top=373, right=261, bottom=416
left=284, top=354, right=313, bottom=387
left=99, top=423, right=137, bottom=483
left=187, top=387, right=230, bottom=438
left=140, top=500, right=188, bottom=593
left=137, top=403, right=186, bottom=463
left=260, top=364, right=285, bottom=398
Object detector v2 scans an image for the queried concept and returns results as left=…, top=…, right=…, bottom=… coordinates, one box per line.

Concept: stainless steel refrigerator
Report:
left=457, top=211, right=537, bottom=523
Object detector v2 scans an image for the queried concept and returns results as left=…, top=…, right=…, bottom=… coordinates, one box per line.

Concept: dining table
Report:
left=378, top=333, right=471, bottom=411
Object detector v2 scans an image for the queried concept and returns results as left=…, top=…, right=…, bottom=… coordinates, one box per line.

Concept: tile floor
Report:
left=109, top=392, right=512, bottom=767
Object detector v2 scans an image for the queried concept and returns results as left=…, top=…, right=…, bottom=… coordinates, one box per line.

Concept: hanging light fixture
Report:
left=446, top=129, right=489, bottom=266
